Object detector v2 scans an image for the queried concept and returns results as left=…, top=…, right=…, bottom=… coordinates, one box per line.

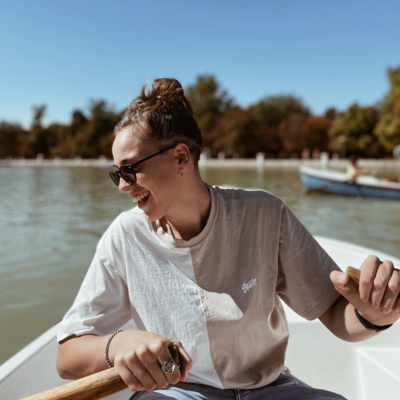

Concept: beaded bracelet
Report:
left=104, top=329, right=123, bottom=368
left=354, top=308, right=392, bottom=332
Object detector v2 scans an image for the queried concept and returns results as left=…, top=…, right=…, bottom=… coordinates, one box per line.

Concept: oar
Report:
left=344, top=266, right=361, bottom=291
left=19, top=346, right=180, bottom=400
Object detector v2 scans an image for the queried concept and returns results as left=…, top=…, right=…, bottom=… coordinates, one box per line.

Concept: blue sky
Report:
left=1, top=0, right=399, bottom=128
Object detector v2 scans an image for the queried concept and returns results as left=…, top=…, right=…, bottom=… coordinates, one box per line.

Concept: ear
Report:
left=174, top=143, right=191, bottom=172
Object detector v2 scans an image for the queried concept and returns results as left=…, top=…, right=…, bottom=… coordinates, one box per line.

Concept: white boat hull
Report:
left=1, top=236, right=399, bottom=400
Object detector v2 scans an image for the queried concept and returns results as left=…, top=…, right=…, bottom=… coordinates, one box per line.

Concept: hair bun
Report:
left=144, top=78, right=193, bottom=116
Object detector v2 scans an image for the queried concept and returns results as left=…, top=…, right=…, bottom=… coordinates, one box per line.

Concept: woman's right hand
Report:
left=110, top=330, right=193, bottom=392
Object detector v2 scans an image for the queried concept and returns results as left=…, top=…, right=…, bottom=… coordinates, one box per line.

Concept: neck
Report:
left=163, top=175, right=211, bottom=241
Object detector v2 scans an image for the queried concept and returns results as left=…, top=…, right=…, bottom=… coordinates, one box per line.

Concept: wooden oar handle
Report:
left=20, top=345, right=180, bottom=400
left=343, top=266, right=361, bottom=291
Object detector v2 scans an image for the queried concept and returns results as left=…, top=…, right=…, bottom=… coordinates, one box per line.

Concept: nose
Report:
left=118, top=176, right=133, bottom=192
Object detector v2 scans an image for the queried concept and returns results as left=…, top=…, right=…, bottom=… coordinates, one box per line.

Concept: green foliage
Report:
left=0, top=121, right=27, bottom=158
left=186, top=75, right=234, bottom=147
left=374, top=67, right=400, bottom=151
left=72, top=100, right=116, bottom=158
left=219, top=108, right=261, bottom=156
left=328, top=103, right=379, bottom=154
left=28, top=105, right=52, bottom=157
left=253, top=94, right=310, bottom=127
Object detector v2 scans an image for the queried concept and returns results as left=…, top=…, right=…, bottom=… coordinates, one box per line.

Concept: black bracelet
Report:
left=354, top=308, right=392, bottom=332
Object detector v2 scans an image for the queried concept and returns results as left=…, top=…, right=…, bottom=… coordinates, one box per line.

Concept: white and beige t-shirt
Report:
left=57, top=183, right=342, bottom=389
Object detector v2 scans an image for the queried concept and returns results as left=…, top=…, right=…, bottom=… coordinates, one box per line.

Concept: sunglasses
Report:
left=110, top=145, right=192, bottom=186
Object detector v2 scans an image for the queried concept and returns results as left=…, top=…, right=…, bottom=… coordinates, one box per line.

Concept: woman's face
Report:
left=111, top=126, right=184, bottom=221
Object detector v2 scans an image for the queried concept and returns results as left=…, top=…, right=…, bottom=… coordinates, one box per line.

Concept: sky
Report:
left=0, top=0, right=399, bottom=128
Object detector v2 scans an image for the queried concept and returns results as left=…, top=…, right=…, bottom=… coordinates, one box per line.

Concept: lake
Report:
left=0, top=166, right=399, bottom=365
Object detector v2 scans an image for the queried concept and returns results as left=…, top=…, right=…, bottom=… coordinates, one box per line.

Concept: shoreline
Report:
left=1, top=158, right=400, bottom=170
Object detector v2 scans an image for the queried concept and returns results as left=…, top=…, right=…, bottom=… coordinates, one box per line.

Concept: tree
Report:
left=253, top=94, right=310, bottom=127
left=186, top=75, right=234, bottom=148
left=0, top=121, right=27, bottom=158
left=28, top=105, right=54, bottom=157
left=219, top=107, right=261, bottom=157
left=73, top=100, right=116, bottom=157
left=328, top=103, right=379, bottom=156
left=374, top=67, right=400, bottom=151
left=278, top=115, right=332, bottom=155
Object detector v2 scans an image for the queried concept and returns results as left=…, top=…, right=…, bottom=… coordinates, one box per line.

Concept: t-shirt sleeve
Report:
left=57, top=247, right=133, bottom=343
left=276, top=202, right=343, bottom=321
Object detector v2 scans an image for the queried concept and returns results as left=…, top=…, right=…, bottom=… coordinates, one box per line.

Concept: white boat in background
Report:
left=299, top=165, right=400, bottom=199
left=1, top=237, right=399, bottom=400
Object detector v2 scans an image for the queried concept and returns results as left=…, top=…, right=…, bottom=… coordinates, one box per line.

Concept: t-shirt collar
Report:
left=151, top=182, right=217, bottom=248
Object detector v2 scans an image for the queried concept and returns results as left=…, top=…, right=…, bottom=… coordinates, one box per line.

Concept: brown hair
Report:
left=114, top=78, right=202, bottom=168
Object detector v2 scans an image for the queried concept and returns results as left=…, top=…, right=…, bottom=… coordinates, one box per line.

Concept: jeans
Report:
left=128, top=372, right=347, bottom=400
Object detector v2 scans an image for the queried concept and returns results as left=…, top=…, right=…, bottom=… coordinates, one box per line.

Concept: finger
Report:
left=142, top=357, right=170, bottom=389
left=359, top=255, right=380, bottom=302
left=117, top=366, right=145, bottom=392
left=380, top=268, right=400, bottom=314
left=393, top=293, right=400, bottom=312
left=155, top=343, right=181, bottom=385
left=127, top=349, right=159, bottom=392
left=370, top=260, right=393, bottom=309
left=172, top=341, right=193, bottom=381
left=330, top=271, right=369, bottom=311
left=114, top=355, right=145, bottom=392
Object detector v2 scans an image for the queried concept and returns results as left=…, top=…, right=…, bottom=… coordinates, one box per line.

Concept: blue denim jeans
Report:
left=128, top=372, right=347, bottom=400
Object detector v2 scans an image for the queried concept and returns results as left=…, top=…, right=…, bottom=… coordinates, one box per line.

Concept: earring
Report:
left=179, top=171, right=183, bottom=176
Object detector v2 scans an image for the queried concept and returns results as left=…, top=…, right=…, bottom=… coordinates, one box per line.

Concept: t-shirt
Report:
left=57, top=183, right=342, bottom=389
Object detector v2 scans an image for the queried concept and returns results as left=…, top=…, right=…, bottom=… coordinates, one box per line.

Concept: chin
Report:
left=142, top=209, right=163, bottom=222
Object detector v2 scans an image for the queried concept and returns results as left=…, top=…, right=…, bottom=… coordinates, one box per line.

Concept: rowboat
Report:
left=1, top=236, right=399, bottom=400
left=299, top=165, right=400, bottom=199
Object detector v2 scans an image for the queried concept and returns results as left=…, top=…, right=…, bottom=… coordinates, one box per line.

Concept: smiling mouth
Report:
left=132, top=190, right=151, bottom=204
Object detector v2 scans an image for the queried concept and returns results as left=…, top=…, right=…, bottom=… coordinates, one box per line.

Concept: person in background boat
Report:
left=345, top=155, right=377, bottom=183
left=56, top=78, right=400, bottom=400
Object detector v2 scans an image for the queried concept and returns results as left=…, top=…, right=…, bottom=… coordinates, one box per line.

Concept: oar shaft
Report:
left=344, top=266, right=361, bottom=291
left=19, top=367, right=127, bottom=400
left=19, top=345, right=180, bottom=400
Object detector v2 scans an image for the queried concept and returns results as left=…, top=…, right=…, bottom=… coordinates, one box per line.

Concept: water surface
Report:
left=0, top=167, right=399, bottom=365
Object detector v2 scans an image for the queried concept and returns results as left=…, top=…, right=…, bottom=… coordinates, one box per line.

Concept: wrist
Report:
left=105, top=330, right=124, bottom=368
left=354, top=308, right=392, bottom=332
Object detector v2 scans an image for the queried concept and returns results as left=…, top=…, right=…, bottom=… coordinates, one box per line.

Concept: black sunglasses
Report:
left=110, top=145, right=192, bottom=186
left=110, top=146, right=175, bottom=186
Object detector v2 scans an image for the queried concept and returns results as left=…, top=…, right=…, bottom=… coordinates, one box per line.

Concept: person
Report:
left=345, top=155, right=377, bottom=182
left=56, top=78, right=400, bottom=400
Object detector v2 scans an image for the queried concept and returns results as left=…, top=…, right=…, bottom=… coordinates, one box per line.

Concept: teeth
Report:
left=133, top=191, right=150, bottom=203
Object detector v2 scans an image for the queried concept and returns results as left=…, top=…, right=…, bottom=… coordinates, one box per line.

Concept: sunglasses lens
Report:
left=120, top=167, right=136, bottom=185
left=110, top=172, right=120, bottom=186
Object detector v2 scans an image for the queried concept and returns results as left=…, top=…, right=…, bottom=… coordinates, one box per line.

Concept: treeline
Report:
left=1, top=66, right=399, bottom=159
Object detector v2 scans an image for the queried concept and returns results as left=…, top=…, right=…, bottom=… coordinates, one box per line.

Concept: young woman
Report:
left=56, top=78, right=400, bottom=400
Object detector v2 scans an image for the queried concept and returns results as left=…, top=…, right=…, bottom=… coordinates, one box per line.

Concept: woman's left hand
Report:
left=330, top=255, right=400, bottom=326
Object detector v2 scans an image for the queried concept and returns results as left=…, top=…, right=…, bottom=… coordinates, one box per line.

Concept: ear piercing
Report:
left=179, top=171, right=183, bottom=176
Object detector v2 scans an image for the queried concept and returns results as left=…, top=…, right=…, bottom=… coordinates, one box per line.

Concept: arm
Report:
left=318, top=296, right=382, bottom=342
left=320, top=256, right=400, bottom=342
left=57, top=334, right=107, bottom=379
left=56, top=330, right=132, bottom=380
left=56, top=329, right=192, bottom=392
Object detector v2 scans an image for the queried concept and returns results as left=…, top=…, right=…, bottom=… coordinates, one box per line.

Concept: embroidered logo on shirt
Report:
left=242, top=278, right=257, bottom=293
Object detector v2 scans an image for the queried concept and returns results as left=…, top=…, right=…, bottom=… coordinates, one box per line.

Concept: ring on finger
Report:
left=161, top=359, right=176, bottom=374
